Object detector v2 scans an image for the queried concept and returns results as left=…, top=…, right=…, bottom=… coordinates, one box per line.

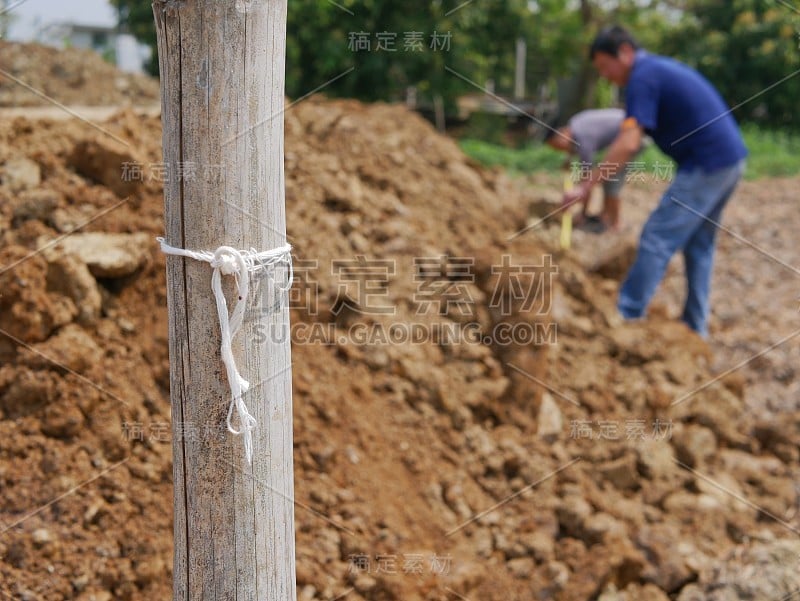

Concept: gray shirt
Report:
left=568, top=108, right=625, bottom=165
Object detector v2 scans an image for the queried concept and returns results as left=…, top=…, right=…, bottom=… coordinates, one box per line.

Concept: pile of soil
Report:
left=1, top=87, right=799, bottom=600
left=0, top=40, right=159, bottom=108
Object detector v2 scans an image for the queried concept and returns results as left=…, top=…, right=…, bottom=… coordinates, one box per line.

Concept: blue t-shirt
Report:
left=626, top=50, right=747, bottom=171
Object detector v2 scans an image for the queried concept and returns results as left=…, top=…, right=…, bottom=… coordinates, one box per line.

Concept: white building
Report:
left=35, top=22, right=151, bottom=74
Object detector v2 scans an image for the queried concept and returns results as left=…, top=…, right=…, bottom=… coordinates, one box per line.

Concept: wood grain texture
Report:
left=153, top=1, right=295, bottom=599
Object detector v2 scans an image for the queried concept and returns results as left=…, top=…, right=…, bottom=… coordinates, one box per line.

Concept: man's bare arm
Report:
left=594, top=121, right=643, bottom=184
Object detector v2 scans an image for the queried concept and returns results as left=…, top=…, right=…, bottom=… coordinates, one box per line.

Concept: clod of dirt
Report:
left=587, top=236, right=638, bottom=280
left=11, top=188, right=61, bottom=225
left=45, top=232, right=152, bottom=278
left=46, top=253, right=103, bottom=324
left=0, top=246, right=77, bottom=343
left=677, top=539, right=800, bottom=600
left=68, top=138, right=148, bottom=199
left=18, top=323, right=104, bottom=374
left=0, top=157, right=42, bottom=193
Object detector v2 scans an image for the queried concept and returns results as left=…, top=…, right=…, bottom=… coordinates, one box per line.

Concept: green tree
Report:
left=111, top=0, right=687, bottom=123
left=286, top=0, right=539, bottom=109
left=112, top=0, right=542, bottom=109
left=662, top=0, right=800, bottom=129
left=512, top=1, right=682, bottom=122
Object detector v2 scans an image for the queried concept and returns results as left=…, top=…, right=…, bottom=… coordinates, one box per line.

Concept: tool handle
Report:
left=560, top=175, right=574, bottom=250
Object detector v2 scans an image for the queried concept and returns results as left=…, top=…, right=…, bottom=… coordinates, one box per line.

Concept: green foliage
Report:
left=460, top=126, right=800, bottom=180
left=287, top=0, right=686, bottom=111
left=459, top=137, right=675, bottom=177
left=112, top=0, right=537, bottom=102
left=459, top=138, right=565, bottom=173
left=286, top=0, right=540, bottom=106
left=662, top=0, right=800, bottom=129
left=461, top=113, right=510, bottom=146
left=739, top=123, right=800, bottom=178
left=109, top=0, right=798, bottom=134
left=101, top=47, right=118, bottom=65
left=286, top=0, right=454, bottom=104
left=108, top=0, right=674, bottom=108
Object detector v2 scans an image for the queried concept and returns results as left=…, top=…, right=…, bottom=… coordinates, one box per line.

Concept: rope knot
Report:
left=212, top=247, right=243, bottom=275
left=157, top=237, right=293, bottom=465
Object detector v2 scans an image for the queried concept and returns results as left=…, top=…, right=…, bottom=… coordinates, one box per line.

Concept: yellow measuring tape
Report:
left=560, top=176, right=573, bottom=250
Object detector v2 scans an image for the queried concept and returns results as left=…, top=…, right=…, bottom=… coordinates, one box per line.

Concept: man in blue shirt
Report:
left=565, top=25, right=747, bottom=337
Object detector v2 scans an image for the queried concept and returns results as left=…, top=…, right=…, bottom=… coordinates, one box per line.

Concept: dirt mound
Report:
left=1, top=97, right=799, bottom=601
left=0, top=41, right=159, bottom=108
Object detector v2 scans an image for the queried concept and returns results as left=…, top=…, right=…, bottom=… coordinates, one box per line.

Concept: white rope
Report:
left=157, top=237, right=293, bottom=464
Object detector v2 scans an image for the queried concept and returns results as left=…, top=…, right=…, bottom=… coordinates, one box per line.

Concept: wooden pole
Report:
left=153, top=1, right=295, bottom=599
left=433, top=93, right=446, bottom=133
left=514, top=37, right=526, bottom=100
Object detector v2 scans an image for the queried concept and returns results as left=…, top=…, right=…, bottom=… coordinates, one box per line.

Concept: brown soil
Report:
left=1, top=63, right=799, bottom=601
left=0, top=41, right=160, bottom=108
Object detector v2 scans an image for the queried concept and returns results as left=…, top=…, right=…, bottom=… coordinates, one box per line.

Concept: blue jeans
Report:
left=618, top=160, right=744, bottom=337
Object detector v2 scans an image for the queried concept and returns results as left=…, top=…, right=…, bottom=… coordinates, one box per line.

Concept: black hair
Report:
left=543, top=126, right=558, bottom=142
left=589, top=25, right=640, bottom=59
left=543, top=115, right=562, bottom=142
